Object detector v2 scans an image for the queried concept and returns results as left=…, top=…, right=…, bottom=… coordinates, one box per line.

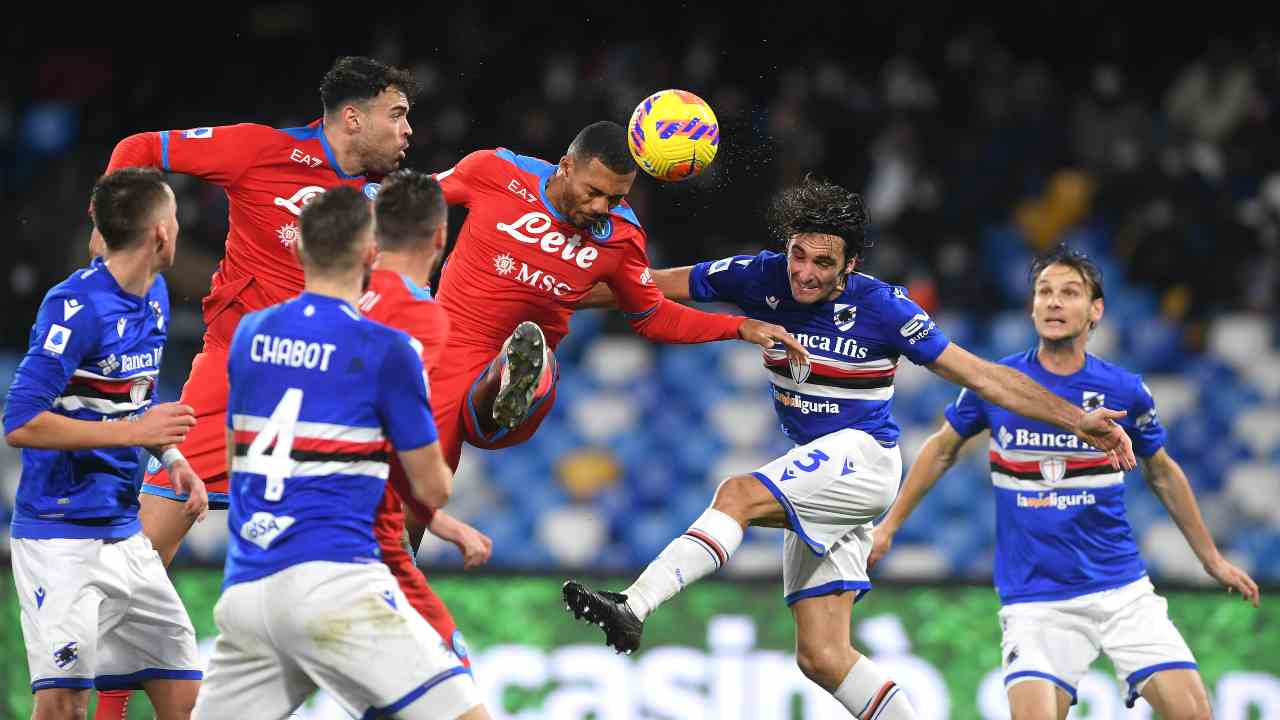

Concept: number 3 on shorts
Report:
left=244, top=388, right=304, bottom=501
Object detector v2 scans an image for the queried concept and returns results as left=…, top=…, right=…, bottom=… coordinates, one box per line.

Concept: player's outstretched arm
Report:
left=428, top=510, right=493, bottom=570
left=576, top=266, right=695, bottom=310
left=928, top=343, right=1136, bottom=469
left=1142, top=449, right=1261, bottom=607
left=6, top=403, right=195, bottom=451
left=396, top=441, right=453, bottom=511
left=869, top=423, right=969, bottom=569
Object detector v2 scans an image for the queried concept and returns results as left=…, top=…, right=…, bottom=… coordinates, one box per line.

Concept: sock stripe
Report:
left=680, top=534, right=721, bottom=567
left=684, top=529, right=727, bottom=567
left=869, top=687, right=901, bottom=720
left=860, top=680, right=896, bottom=720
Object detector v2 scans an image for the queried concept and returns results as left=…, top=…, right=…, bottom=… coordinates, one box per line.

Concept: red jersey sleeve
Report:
left=608, top=232, right=745, bottom=343
left=435, top=149, right=498, bottom=207
left=107, top=123, right=275, bottom=187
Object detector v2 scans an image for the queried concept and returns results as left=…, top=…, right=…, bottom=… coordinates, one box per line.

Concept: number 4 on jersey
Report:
left=245, top=388, right=303, bottom=501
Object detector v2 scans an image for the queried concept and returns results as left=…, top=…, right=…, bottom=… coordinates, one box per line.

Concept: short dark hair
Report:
left=298, top=186, right=372, bottom=271
left=90, top=168, right=171, bottom=251
left=770, top=175, right=871, bottom=265
left=320, top=56, right=418, bottom=114
left=1029, top=244, right=1105, bottom=301
left=568, top=121, right=635, bottom=175
left=374, top=170, right=446, bottom=251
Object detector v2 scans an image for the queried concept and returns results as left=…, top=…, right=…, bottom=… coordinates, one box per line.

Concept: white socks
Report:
left=623, top=508, right=744, bottom=620
left=833, top=656, right=917, bottom=719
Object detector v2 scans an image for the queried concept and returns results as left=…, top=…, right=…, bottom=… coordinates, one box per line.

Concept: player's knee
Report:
left=710, top=475, right=753, bottom=519
left=794, top=642, right=853, bottom=690
left=1009, top=708, right=1056, bottom=720
left=1164, top=699, right=1211, bottom=720
left=33, top=689, right=89, bottom=719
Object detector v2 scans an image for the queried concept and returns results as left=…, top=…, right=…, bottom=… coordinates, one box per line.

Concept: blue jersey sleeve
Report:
left=3, top=289, right=101, bottom=434
left=878, top=286, right=950, bottom=366
left=375, top=334, right=438, bottom=451
left=689, top=253, right=763, bottom=304
left=1128, top=376, right=1166, bottom=458
left=944, top=387, right=989, bottom=438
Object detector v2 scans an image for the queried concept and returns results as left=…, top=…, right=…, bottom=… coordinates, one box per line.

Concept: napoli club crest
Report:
left=590, top=217, right=612, bottom=240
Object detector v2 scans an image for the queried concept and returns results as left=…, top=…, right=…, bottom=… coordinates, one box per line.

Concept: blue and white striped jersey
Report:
left=946, top=349, right=1166, bottom=604
left=690, top=251, right=950, bottom=447
left=4, top=257, right=169, bottom=540
left=222, top=292, right=437, bottom=588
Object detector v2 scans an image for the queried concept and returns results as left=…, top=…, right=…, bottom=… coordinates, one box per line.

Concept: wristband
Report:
left=161, top=448, right=186, bottom=470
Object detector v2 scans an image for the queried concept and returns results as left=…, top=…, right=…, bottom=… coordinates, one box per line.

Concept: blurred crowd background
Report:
left=2, top=6, right=1278, bottom=586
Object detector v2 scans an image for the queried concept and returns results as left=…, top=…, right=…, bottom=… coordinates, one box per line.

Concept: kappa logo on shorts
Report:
left=53, top=641, right=79, bottom=671
left=34, top=587, right=46, bottom=609
left=1005, top=645, right=1019, bottom=667
left=381, top=590, right=397, bottom=610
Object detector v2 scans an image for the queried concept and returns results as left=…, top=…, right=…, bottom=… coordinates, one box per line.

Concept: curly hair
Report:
left=769, top=175, right=871, bottom=264
left=320, top=56, right=418, bottom=113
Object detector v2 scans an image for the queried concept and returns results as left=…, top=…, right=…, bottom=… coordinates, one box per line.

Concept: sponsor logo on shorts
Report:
left=147, top=455, right=162, bottom=475
left=183, top=127, right=213, bottom=139
left=1016, top=491, right=1097, bottom=511
left=53, top=641, right=79, bottom=670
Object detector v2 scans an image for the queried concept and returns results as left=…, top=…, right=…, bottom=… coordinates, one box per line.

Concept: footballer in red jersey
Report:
left=359, top=170, right=492, bottom=668
left=88, top=56, right=417, bottom=720
left=429, top=121, right=806, bottom=471
left=92, top=56, right=416, bottom=564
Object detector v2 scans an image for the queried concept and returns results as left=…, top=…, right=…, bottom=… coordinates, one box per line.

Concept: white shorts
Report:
left=751, top=428, right=901, bottom=606
left=11, top=533, right=202, bottom=692
left=193, top=560, right=481, bottom=720
left=1000, top=577, right=1198, bottom=707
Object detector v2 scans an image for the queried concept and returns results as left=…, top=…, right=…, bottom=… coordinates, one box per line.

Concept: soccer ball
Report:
left=626, top=89, right=720, bottom=181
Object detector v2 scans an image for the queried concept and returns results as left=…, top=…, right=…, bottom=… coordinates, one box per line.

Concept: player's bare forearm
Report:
left=930, top=344, right=1084, bottom=433
left=880, top=423, right=967, bottom=533
left=7, top=411, right=143, bottom=449
left=576, top=283, right=618, bottom=309
left=396, top=441, right=453, bottom=510
left=1143, top=449, right=1221, bottom=566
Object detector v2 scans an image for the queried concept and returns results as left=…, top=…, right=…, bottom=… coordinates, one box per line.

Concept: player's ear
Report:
left=432, top=224, right=447, bottom=251
left=1090, top=297, right=1104, bottom=328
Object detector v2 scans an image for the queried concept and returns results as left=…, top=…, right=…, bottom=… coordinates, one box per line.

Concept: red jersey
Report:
left=434, top=148, right=744, bottom=352
left=358, top=269, right=451, bottom=556
left=106, top=121, right=382, bottom=345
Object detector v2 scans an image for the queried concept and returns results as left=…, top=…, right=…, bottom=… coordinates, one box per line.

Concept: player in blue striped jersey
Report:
left=565, top=177, right=1135, bottom=720
left=4, top=168, right=205, bottom=720
left=192, top=187, right=488, bottom=720
left=870, top=246, right=1258, bottom=719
